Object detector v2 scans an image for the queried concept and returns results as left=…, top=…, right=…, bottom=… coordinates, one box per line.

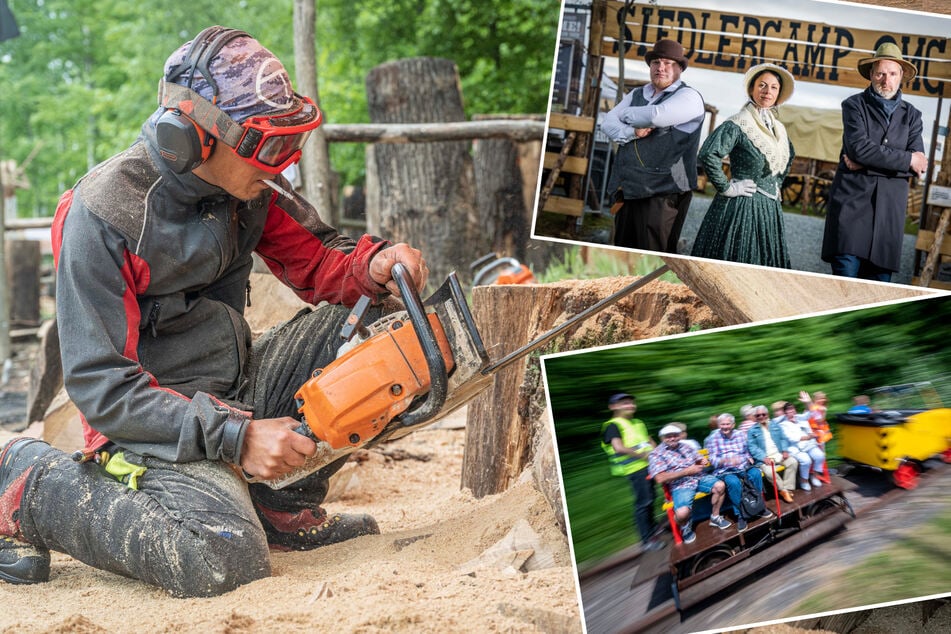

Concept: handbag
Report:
left=739, top=474, right=766, bottom=519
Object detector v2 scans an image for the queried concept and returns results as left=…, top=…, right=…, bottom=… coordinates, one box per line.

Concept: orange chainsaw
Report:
left=253, top=262, right=669, bottom=489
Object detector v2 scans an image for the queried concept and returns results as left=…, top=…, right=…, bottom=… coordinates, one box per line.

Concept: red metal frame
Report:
left=770, top=461, right=783, bottom=519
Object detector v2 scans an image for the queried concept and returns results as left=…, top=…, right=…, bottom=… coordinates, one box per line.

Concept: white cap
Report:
left=659, top=424, right=682, bottom=437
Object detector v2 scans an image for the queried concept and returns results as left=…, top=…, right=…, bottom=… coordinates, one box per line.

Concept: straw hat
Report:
left=857, top=42, right=917, bottom=81
left=744, top=63, right=795, bottom=106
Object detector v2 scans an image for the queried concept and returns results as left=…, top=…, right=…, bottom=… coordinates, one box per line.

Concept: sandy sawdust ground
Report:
left=0, top=411, right=583, bottom=633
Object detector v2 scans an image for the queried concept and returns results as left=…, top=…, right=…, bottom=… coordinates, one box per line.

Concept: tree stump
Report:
left=364, top=57, right=483, bottom=286
left=461, top=276, right=718, bottom=500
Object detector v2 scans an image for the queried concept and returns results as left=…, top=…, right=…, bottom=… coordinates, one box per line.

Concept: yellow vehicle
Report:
left=835, top=382, right=951, bottom=489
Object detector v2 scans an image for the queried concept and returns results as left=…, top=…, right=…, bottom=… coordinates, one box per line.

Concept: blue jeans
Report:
left=720, top=467, right=763, bottom=519
left=671, top=474, right=721, bottom=509
left=830, top=254, right=892, bottom=282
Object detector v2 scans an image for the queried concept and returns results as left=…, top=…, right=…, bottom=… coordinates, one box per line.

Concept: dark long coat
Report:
left=821, top=87, right=924, bottom=272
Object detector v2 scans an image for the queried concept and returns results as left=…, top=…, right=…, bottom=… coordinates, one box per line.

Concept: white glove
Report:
left=722, top=179, right=757, bottom=198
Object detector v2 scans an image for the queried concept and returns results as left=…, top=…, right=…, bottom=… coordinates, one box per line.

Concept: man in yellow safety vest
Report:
left=600, top=393, right=662, bottom=551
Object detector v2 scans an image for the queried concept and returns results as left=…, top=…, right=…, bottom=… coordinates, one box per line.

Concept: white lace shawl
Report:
left=728, top=102, right=790, bottom=176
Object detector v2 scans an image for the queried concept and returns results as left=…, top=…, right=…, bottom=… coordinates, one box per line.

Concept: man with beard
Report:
left=821, top=42, right=927, bottom=282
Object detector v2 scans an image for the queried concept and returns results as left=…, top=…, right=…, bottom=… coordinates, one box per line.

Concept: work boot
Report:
left=255, top=505, right=380, bottom=551
left=0, top=438, right=54, bottom=584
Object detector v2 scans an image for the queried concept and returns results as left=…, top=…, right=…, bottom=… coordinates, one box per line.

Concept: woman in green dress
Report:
left=691, top=63, right=796, bottom=267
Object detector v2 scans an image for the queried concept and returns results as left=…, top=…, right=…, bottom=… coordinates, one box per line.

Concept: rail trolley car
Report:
left=835, top=383, right=951, bottom=489
left=661, top=470, right=855, bottom=612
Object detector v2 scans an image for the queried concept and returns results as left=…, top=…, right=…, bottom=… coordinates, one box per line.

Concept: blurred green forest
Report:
left=543, top=295, right=951, bottom=566
left=0, top=0, right=557, bottom=217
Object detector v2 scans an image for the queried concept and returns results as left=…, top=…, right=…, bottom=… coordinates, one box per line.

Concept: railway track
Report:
left=579, top=463, right=948, bottom=634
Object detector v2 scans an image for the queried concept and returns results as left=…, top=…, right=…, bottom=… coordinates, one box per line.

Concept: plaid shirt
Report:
left=704, top=429, right=752, bottom=476
left=648, top=442, right=702, bottom=493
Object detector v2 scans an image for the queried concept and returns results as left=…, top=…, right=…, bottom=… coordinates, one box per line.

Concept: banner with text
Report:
left=603, top=1, right=950, bottom=98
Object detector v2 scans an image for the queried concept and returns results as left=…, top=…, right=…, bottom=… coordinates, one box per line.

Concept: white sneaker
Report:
left=799, top=479, right=811, bottom=491
left=811, top=475, right=823, bottom=488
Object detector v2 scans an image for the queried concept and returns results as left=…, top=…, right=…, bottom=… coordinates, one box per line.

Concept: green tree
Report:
left=0, top=1, right=557, bottom=216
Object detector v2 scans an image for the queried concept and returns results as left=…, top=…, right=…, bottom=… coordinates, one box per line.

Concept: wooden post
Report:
left=27, top=319, right=62, bottom=424
left=364, top=57, right=482, bottom=287
left=536, top=132, right=575, bottom=214
left=0, top=178, right=9, bottom=370
left=920, top=208, right=950, bottom=286
left=6, top=239, right=40, bottom=327
left=293, top=0, right=334, bottom=224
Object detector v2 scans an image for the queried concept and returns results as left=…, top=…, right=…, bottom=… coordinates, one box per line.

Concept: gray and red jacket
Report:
left=51, top=117, right=390, bottom=465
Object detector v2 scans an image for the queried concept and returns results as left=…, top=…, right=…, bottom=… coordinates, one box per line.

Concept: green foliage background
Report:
left=543, top=295, right=951, bottom=566
left=0, top=0, right=557, bottom=217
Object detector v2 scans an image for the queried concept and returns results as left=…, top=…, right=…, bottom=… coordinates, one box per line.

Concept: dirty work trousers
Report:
left=18, top=304, right=378, bottom=597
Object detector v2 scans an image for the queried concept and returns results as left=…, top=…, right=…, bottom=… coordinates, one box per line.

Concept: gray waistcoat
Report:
left=610, top=83, right=702, bottom=200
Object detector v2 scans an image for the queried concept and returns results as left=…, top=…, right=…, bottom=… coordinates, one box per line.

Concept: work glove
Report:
left=722, top=179, right=757, bottom=198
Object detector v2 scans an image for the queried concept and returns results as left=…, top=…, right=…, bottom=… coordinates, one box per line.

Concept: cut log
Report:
left=662, top=257, right=936, bottom=325
left=364, top=57, right=484, bottom=286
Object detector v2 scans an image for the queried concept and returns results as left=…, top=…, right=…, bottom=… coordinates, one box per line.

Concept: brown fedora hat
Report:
left=644, top=39, right=688, bottom=70
left=857, top=42, right=917, bottom=81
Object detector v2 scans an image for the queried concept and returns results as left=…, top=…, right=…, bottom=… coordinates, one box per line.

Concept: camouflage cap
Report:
left=163, top=27, right=295, bottom=123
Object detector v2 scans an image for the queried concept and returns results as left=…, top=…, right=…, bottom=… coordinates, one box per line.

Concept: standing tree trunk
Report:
left=472, top=119, right=529, bottom=262
left=6, top=239, right=40, bottom=326
left=294, top=0, right=334, bottom=223
left=364, top=57, right=481, bottom=287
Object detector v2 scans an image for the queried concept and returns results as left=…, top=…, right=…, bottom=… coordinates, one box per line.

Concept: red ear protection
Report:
left=155, top=26, right=245, bottom=173
left=155, top=109, right=216, bottom=174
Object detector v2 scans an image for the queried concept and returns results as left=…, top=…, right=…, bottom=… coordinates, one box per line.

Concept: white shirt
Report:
left=600, top=80, right=705, bottom=145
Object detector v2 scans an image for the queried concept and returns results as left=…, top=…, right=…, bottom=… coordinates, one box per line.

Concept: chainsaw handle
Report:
left=391, top=262, right=448, bottom=427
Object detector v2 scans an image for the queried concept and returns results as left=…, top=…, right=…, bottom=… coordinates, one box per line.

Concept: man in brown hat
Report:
left=821, top=42, right=927, bottom=282
left=601, top=39, right=706, bottom=253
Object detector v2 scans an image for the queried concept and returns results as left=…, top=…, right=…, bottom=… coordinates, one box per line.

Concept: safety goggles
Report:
left=158, top=81, right=322, bottom=174
left=233, top=94, right=322, bottom=173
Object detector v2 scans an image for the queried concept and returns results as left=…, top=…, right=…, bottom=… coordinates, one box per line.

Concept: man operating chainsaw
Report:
left=0, top=27, right=428, bottom=596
